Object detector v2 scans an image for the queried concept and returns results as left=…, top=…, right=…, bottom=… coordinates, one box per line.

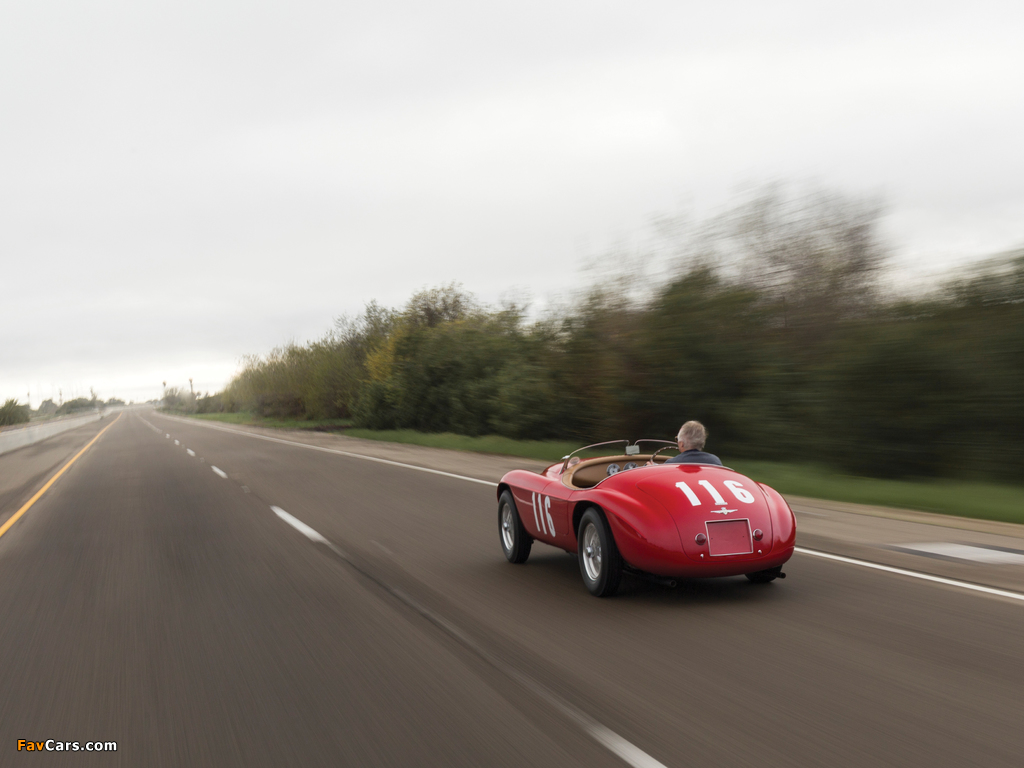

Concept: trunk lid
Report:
left=634, top=464, right=774, bottom=561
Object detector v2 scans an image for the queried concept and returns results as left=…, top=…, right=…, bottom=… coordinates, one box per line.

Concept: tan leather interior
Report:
left=562, top=455, right=669, bottom=489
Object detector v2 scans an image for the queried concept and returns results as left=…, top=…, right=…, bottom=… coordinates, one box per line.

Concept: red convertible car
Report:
left=497, top=440, right=796, bottom=596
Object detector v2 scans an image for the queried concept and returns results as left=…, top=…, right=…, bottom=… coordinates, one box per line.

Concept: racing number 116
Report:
left=532, top=493, right=556, bottom=536
left=675, top=480, right=755, bottom=505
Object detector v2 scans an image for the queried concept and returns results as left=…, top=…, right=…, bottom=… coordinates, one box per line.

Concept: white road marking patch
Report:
left=186, top=449, right=196, bottom=457
left=898, top=543, right=1024, bottom=565
left=166, top=434, right=170, bottom=438
left=795, top=547, right=1024, bottom=603
left=211, top=466, right=228, bottom=479
left=271, top=506, right=328, bottom=543
left=174, top=439, right=180, bottom=446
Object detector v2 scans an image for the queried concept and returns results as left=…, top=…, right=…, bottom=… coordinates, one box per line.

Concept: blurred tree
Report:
left=0, top=399, right=30, bottom=426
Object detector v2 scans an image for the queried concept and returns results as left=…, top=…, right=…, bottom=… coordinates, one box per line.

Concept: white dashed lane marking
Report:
left=211, top=466, right=228, bottom=479
left=186, top=449, right=196, bottom=457
left=271, top=506, right=328, bottom=543
left=174, top=439, right=180, bottom=446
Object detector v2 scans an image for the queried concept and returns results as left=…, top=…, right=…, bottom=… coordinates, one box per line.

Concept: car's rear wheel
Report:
left=577, top=508, right=623, bottom=597
left=498, top=490, right=532, bottom=564
left=745, top=566, right=783, bottom=583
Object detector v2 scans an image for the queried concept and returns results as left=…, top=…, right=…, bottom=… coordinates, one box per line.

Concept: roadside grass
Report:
left=344, top=429, right=582, bottom=462
left=183, top=412, right=1024, bottom=525
left=189, top=412, right=354, bottom=431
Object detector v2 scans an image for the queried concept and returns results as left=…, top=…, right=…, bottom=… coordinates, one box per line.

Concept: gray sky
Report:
left=3, top=1, right=1023, bottom=405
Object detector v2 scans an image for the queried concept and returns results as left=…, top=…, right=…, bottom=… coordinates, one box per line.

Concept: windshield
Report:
left=560, top=441, right=630, bottom=472
left=560, top=439, right=680, bottom=472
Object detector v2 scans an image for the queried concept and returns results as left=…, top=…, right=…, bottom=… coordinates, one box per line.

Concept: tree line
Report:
left=211, top=187, right=1024, bottom=483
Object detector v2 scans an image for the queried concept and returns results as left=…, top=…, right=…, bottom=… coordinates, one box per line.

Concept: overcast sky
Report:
left=3, top=1, right=1023, bottom=406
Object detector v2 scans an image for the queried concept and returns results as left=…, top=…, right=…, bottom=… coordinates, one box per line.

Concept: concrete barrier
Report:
left=0, top=411, right=106, bottom=457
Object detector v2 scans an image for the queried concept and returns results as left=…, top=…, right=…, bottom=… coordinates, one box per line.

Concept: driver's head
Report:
left=677, top=421, right=707, bottom=451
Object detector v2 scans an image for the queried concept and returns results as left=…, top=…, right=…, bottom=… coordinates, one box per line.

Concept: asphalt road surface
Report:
left=2, top=410, right=1022, bottom=766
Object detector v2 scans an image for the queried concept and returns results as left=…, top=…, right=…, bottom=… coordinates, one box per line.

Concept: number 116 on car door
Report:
left=532, top=492, right=555, bottom=536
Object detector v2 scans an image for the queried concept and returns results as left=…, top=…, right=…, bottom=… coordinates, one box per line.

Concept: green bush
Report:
left=0, top=399, right=30, bottom=426
left=55, top=397, right=97, bottom=416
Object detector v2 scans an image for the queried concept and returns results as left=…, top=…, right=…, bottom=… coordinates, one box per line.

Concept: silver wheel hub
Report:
left=501, top=504, right=515, bottom=552
left=582, top=524, right=602, bottom=581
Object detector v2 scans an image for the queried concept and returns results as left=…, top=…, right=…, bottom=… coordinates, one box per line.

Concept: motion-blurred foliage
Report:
left=55, top=396, right=99, bottom=416
left=0, top=398, right=30, bottom=426
left=219, top=188, right=1024, bottom=483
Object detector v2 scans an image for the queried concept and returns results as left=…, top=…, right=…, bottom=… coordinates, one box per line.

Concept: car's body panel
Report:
left=499, top=457, right=796, bottom=581
left=508, top=473, right=557, bottom=543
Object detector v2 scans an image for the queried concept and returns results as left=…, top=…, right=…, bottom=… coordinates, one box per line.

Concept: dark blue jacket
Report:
left=665, top=448, right=723, bottom=466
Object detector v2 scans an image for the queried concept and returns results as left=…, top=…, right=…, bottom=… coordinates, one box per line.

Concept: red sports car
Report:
left=497, top=440, right=796, bottom=596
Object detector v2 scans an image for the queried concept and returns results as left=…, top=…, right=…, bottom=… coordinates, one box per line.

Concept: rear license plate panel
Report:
left=706, top=519, right=753, bottom=556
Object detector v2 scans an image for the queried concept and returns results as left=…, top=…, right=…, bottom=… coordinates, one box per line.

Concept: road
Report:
left=2, top=410, right=1022, bottom=766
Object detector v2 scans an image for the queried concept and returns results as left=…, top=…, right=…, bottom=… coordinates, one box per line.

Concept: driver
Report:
left=663, top=421, right=722, bottom=466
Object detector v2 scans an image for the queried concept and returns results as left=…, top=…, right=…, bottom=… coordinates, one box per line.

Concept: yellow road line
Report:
left=0, top=413, right=122, bottom=541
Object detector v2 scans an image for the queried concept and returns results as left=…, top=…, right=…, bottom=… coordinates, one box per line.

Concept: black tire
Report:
left=577, top=508, right=623, bottom=597
left=498, top=490, right=532, bottom=564
left=745, top=566, right=783, bottom=584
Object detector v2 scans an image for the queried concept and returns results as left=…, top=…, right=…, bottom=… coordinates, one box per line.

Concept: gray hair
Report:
left=677, top=421, right=707, bottom=450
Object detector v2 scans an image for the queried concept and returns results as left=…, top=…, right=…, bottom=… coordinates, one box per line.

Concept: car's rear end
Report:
left=599, top=463, right=795, bottom=579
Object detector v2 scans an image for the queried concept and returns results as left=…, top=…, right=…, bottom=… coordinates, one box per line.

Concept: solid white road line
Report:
left=271, top=506, right=328, bottom=544
left=269, top=505, right=667, bottom=768
left=155, top=413, right=1024, bottom=606
left=186, top=449, right=196, bottom=457
left=211, top=466, right=228, bottom=479
left=794, top=547, right=1024, bottom=603
left=156, top=414, right=496, bottom=486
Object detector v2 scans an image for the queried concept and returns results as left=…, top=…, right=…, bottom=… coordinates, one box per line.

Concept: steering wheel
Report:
left=647, top=446, right=675, bottom=465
